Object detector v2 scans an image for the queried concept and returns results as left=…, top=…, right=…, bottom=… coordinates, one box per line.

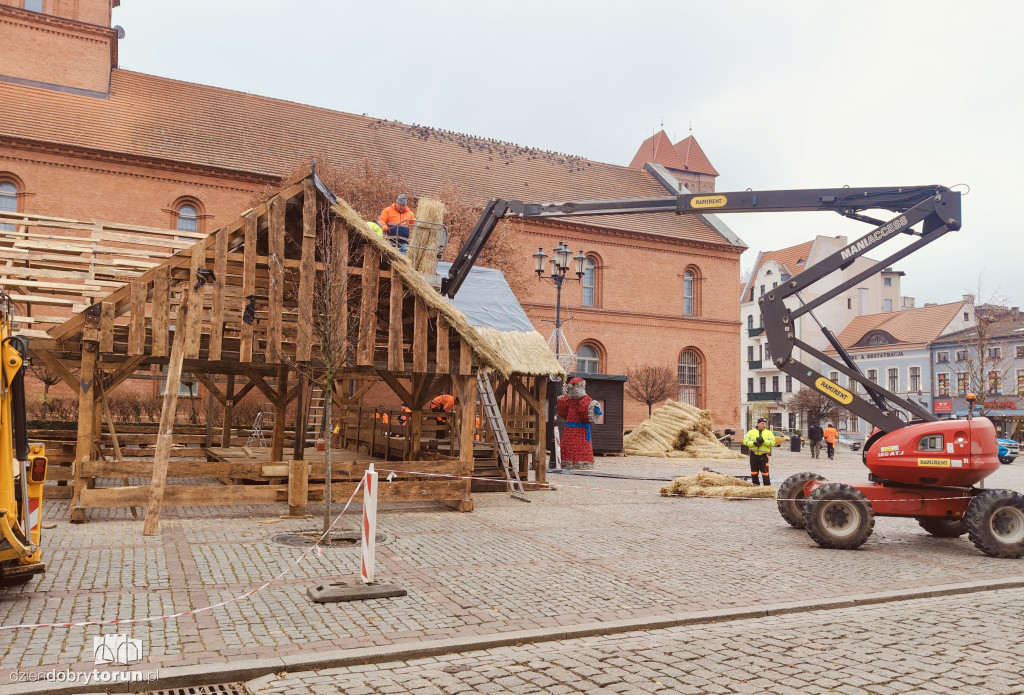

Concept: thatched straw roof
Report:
left=331, top=199, right=564, bottom=379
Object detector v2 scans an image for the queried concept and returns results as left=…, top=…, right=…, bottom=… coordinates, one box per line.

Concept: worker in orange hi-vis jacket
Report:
left=823, top=423, right=839, bottom=460
left=377, top=193, right=416, bottom=252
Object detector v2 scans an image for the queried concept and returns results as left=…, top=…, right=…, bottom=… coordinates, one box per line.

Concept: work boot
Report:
left=762, top=476, right=771, bottom=487
left=750, top=474, right=760, bottom=486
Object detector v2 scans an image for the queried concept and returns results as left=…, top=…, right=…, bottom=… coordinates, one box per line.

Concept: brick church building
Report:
left=0, top=0, right=745, bottom=429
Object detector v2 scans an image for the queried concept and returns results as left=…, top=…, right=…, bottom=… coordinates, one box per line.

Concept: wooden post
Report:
left=270, top=364, right=289, bottom=463
left=388, top=276, right=404, bottom=372
left=454, top=374, right=476, bottom=508
left=535, top=376, right=548, bottom=485
left=221, top=373, right=235, bottom=448
left=69, top=332, right=98, bottom=523
left=267, top=196, right=285, bottom=363
left=292, top=375, right=308, bottom=460
left=356, top=249, right=380, bottom=365
left=288, top=459, right=309, bottom=517
left=239, top=213, right=257, bottom=362
left=143, top=297, right=196, bottom=535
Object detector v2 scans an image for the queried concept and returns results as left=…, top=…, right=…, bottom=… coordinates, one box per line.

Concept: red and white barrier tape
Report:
left=0, top=466, right=988, bottom=631
left=0, top=480, right=365, bottom=632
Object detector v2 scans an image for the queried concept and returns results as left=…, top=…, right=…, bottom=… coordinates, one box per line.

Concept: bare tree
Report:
left=947, top=284, right=1021, bottom=416
left=28, top=365, right=61, bottom=420
left=624, top=364, right=677, bottom=418
left=785, top=389, right=844, bottom=430
left=290, top=202, right=358, bottom=546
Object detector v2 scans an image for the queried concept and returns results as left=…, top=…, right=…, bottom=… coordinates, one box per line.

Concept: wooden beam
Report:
left=127, top=281, right=147, bottom=356
left=296, top=179, right=316, bottom=362
left=535, top=376, right=548, bottom=485
left=99, top=302, right=114, bottom=353
left=356, top=248, right=380, bottom=365
left=459, top=337, right=473, bottom=375
left=195, top=373, right=227, bottom=406
left=454, top=374, right=476, bottom=503
left=288, top=459, right=309, bottom=517
left=184, top=240, right=205, bottom=360
left=509, top=375, right=541, bottom=413
left=143, top=284, right=199, bottom=534
left=239, top=212, right=257, bottom=362
left=413, top=297, right=428, bottom=373
left=209, top=226, right=228, bottom=361
left=388, top=276, right=404, bottom=372
left=151, top=266, right=170, bottom=357
left=32, top=349, right=80, bottom=395
left=221, top=374, right=236, bottom=448
left=292, top=375, right=307, bottom=460
left=267, top=196, right=285, bottom=363
left=270, top=364, right=289, bottom=463
left=377, top=370, right=413, bottom=406
left=69, top=334, right=98, bottom=523
left=102, top=355, right=147, bottom=392
left=435, top=315, right=449, bottom=374
left=239, top=365, right=278, bottom=402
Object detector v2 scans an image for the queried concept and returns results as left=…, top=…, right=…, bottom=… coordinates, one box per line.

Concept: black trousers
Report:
left=749, top=452, right=770, bottom=485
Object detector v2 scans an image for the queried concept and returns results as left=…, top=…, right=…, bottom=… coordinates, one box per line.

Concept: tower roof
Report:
left=628, top=130, right=719, bottom=176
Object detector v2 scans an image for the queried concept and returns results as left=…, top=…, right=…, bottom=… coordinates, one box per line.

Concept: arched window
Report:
left=681, top=266, right=700, bottom=316
left=747, top=315, right=754, bottom=330
left=576, top=342, right=601, bottom=374
left=176, top=203, right=198, bottom=233
left=582, top=257, right=596, bottom=307
left=683, top=270, right=695, bottom=316
left=580, top=254, right=601, bottom=308
left=0, top=180, right=18, bottom=232
left=678, top=349, right=703, bottom=407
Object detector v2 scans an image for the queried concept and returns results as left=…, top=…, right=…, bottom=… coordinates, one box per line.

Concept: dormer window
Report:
left=796, top=259, right=805, bottom=266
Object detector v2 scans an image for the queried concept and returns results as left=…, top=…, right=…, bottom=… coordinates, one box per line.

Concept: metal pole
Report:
left=553, top=274, right=563, bottom=360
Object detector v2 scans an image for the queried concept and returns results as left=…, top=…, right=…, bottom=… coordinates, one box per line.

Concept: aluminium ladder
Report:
left=475, top=370, right=529, bottom=502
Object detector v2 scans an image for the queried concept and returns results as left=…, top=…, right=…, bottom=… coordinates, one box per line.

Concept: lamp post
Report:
left=532, top=241, right=588, bottom=373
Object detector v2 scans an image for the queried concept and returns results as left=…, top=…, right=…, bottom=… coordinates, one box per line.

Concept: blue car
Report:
left=998, top=438, right=1018, bottom=465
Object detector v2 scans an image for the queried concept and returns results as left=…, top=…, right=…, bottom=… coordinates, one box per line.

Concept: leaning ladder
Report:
left=475, top=370, right=529, bottom=502
left=305, top=385, right=326, bottom=447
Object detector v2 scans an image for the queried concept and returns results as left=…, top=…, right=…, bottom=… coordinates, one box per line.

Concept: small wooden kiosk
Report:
left=26, top=174, right=562, bottom=532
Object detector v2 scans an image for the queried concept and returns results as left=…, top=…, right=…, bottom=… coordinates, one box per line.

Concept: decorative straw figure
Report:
left=556, top=377, right=602, bottom=469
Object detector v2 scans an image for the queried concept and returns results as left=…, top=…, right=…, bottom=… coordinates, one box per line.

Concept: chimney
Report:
left=962, top=294, right=976, bottom=305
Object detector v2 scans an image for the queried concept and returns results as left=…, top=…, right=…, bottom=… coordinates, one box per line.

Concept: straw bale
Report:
left=330, top=198, right=564, bottom=379
left=696, top=470, right=750, bottom=487
left=623, top=400, right=742, bottom=459
left=409, top=198, right=446, bottom=275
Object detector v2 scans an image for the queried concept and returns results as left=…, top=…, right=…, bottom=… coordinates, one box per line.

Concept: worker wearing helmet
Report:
left=743, top=418, right=776, bottom=486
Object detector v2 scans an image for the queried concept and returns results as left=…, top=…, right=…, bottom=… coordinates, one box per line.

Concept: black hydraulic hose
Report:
left=5, top=336, right=29, bottom=461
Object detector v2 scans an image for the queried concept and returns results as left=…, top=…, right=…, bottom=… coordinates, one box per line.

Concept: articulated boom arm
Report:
left=443, top=184, right=961, bottom=432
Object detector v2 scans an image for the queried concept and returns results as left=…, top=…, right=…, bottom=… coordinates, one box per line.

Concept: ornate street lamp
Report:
left=533, top=241, right=588, bottom=373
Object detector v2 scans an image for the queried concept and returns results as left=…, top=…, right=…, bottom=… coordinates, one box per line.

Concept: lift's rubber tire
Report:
left=777, top=472, right=826, bottom=529
left=802, top=483, right=875, bottom=550
left=916, top=517, right=968, bottom=538
left=965, top=489, right=1024, bottom=558
left=999, top=457, right=1014, bottom=465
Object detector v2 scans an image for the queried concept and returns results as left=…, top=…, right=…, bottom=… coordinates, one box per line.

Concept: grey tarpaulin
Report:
left=436, top=262, right=535, bottom=333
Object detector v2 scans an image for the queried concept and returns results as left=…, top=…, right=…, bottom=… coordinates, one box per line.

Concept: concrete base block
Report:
left=307, top=581, right=407, bottom=603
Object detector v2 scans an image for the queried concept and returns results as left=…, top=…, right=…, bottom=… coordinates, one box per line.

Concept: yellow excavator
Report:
left=0, top=290, right=46, bottom=585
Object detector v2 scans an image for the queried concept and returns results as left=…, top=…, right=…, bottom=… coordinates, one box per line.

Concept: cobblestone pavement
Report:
left=248, top=587, right=1024, bottom=694
left=0, top=449, right=1021, bottom=689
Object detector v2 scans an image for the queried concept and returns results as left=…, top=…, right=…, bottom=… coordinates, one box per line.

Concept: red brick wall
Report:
left=516, top=222, right=741, bottom=430
left=0, top=7, right=114, bottom=94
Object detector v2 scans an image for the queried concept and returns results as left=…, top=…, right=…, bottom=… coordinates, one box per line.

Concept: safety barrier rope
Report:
left=0, top=480, right=365, bottom=632
left=0, top=465, right=988, bottom=632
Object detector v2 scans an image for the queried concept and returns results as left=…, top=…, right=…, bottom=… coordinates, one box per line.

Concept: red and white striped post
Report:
left=360, top=463, right=379, bottom=584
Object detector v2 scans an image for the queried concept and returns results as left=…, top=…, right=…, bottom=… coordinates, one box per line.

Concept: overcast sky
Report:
left=112, top=1, right=1024, bottom=308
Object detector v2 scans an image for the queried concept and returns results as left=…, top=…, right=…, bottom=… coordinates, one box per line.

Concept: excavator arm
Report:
left=443, top=185, right=961, bottom=433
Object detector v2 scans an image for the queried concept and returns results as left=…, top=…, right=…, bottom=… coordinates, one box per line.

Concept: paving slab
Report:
left=0, top=450, right=1021, bottom=694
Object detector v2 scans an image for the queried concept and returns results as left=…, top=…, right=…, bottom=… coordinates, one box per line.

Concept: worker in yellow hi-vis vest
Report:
left=742, top=417, right=776, bottom=486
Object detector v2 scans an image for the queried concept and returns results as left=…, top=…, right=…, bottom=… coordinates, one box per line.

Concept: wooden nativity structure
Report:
left=24, top=174, right=562, bottom=532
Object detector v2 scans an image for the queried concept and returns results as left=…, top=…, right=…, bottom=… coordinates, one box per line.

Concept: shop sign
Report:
left=933, top=399, right=953, bottom=413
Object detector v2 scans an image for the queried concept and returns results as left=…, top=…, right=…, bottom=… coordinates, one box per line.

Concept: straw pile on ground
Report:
left=409, top=198, right=446, bottom=274
left=660, top=470, right=776, bottom=499
left=623, top=400, right=742, bottom=459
